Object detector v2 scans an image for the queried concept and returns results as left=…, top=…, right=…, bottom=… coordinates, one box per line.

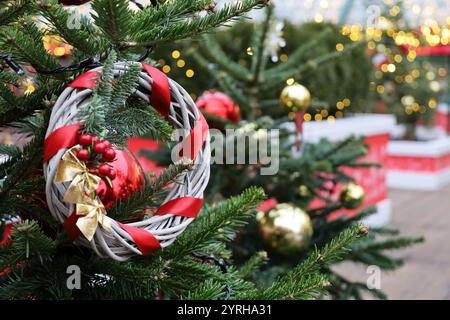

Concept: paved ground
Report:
left=333, top=185, right=450, bottom=300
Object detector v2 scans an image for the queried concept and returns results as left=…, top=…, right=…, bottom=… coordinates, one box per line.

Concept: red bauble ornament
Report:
left=76, top=148, right=90, bottom=161
left=79, top=134, right=93, bottom=146
left=196, top=91, right=240, bottom=126
left=58, top=0, right=91, bottom=5
left=128, top=138, right=164, bottom=175
left=95, top=148, right=145, bottom=208
left=103, top=148, right=116, bottom=161
left=93, top=142, right=106, bottom=154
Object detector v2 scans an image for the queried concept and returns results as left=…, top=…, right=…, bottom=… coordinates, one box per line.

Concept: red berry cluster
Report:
left=77, top=134, right=117, bottom=180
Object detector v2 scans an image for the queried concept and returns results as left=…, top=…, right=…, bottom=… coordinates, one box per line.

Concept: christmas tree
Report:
left=0, top=0, right=376, bottom=300
left=357, top=0, right=443, bottom=139
left=144, top=4, right=423, bottom=299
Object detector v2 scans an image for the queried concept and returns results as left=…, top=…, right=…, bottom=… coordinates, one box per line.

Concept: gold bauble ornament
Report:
left=280, top=83, right=311, bottom=113
left=339, top=183, right=365, bottom=209
left=256, top=203, right=313, bottom=255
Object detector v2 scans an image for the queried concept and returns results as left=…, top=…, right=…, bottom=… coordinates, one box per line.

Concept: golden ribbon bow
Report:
left=55, top=146, right=101, bottom=204
left=76, top=198, right=113, bottom=241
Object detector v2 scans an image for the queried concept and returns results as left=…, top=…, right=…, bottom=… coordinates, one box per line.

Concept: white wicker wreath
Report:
left=44, top=62, right=211, bottom=261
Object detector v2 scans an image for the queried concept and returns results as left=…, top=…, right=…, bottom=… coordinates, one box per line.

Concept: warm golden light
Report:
left=171, top=50, right=181, bottom=59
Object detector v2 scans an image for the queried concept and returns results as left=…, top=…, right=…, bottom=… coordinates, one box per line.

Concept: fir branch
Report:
left=238, top=251, right=268, bottom=280
left=0, top=220, right=55, bottom=268
left=95, top=51, right=116, bottom=100
left=327, top=272, right=388, bottom=300
left=195, top=35, right=251, bottom=82
left=215, top=72, right=248, bottom=107
left=10, top=112, right=46, bottom=136
left=0, top=123, right=45, bottom=200
left=0, top=70, right=20, bottom=85
left=250, top=4, right=273, bottom=83
left=351, top=250, right=404, bottom=270
left=127, top=0, right=267, bottom=47
left=106, top=106, right=173, bottom=146
left=0, top=254, right=75, bottom=299
left=162, top=187, right=266, bottom=260
left=0, top=0, right=33, bottom=27
left=267, top=28, right=332, bottom=76
left=78, top=52, right=117, bottom=134
left=188, top=48, right=248, bottom=105
left=368, top=227, right=401, bottom=236
left=109, top=63, right=141, bottom=110
left=160, top=258, right=255, bottom=298
left=78, top=93, right=107, bottom=135
left=79, top=57, right=148, bottom=136
left=0, top=17, right=59, bottom=70
left=38, top=1, right=102, bottom=55
left=263, top=41, right=365, bottom=90
left=182, top=279, right=226, bottom=300
left=0, top=79, right=65, bottom=127
left=0, top=144, right=21, bottom=157
left=0, top=81, right=19, bottom=105
left=239, top=224, right=367, bottom=299
left=91, top=0, right=133, bottom=47
left=350, top=236, right=424, bottom=252
left=131, top=0, right=214, bottom=35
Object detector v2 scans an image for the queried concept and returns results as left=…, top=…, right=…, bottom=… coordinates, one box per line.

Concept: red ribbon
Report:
left=142, top=63, right=171, bottom=118
left=44, top=123, right=81, bottom=162
left=63, top=195, right=204, bottom=253
left=155, top=197, right=204, bottom=218
left=118, top=222, right=161, bottom=255
left=0, top=224, right=13, bottom=247
left=63, top=211, right=161, bottom=255
left=69, top=71, right=100, bottom=89
left=63, top=211, right=82, bottom=241
left=180, top=114, right=209, bottom=160
left=295, top=112, right=305, bottom=134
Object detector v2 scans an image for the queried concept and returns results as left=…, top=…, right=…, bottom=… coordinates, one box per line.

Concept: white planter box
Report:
left=303, top=114, right=396, bottom=227
left=387, top=136, right=450, bottom=190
